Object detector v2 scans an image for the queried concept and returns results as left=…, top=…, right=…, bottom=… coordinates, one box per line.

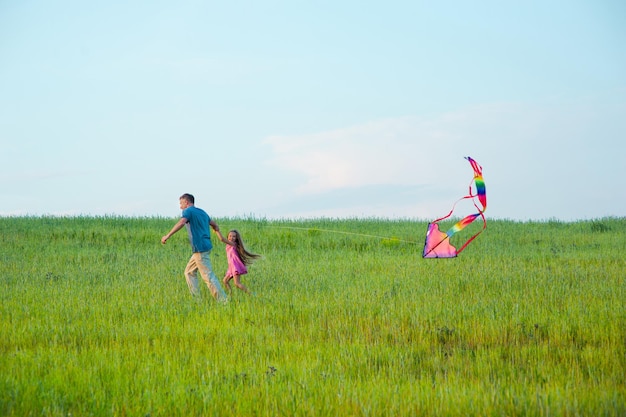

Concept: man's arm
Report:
left=161, top=218, right=188, bottom=244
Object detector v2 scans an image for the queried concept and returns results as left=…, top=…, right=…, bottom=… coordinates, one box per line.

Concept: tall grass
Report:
left=1, top=216, right=625, bottom=416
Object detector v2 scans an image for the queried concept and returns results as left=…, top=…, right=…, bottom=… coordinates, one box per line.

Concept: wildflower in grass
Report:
left=215, top=229, right=261, bottom=294
left=161, top=193, right=228, bottom=301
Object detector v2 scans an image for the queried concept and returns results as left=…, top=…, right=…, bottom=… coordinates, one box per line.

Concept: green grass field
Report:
left=1, top=216, right=625, bottom=416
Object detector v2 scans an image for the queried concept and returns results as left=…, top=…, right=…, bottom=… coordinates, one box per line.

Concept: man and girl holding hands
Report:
left=161, top=193, right=259, bottom=301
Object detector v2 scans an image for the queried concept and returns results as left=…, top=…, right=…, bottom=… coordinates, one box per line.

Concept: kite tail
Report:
left=466, top=156, right=487, bottom=210
left=433, top=157, right=486, bottom=226
left=453, top=188, right=487, bottom=254
left=431, top=193, right=476, bottom=224
left=454, top=211, right=486, bottom=255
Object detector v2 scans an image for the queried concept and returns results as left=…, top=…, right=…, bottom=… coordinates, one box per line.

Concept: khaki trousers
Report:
left=184, top=252, right=227, bottom=301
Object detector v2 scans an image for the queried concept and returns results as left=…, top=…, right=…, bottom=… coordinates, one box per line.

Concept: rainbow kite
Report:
left=423, top=156, right=487, bottom=258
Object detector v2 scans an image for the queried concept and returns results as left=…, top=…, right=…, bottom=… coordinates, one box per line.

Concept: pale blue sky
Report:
left=1, top=1, right=625, bottom=220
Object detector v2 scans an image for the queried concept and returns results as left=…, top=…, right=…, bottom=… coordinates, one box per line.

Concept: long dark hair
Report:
left=230, top=229, right=261, bottom=266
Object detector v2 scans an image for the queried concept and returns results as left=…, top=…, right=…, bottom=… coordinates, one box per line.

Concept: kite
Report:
left=423, top=156, right=487, bottom=258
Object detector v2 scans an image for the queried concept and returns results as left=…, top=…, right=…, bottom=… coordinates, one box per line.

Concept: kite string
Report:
left=265, top=225, right=420, bottom=245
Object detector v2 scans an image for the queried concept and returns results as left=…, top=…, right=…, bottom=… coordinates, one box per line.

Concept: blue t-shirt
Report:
left=181, top=206, right=213, bottom=253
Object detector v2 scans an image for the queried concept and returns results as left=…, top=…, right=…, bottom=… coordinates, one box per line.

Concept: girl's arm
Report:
left=214, top=229, right=235, bottom=246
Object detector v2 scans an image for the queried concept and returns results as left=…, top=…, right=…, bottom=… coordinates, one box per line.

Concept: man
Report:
left=161, top=193, right=227, bottom=301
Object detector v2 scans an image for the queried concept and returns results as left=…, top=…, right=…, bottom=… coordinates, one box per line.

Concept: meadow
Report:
left=1, top=216, right=625, bottom=416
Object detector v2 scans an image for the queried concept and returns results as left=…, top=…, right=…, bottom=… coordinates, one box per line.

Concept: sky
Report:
left=1, top=0, right=625, bottom=221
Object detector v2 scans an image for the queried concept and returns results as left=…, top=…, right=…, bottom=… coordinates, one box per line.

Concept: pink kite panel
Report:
left=422, top=223, right=457, bottom=258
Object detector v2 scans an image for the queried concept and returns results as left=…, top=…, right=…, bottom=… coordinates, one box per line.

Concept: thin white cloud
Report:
left=264, top=116, right=455, bottom=194
left=263, top=99, right=626, bottom=220
left=263, top=103, right=521, bottom=195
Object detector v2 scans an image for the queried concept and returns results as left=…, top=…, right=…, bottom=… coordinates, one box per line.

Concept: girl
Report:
left=215, top=229, right=261, bottom=294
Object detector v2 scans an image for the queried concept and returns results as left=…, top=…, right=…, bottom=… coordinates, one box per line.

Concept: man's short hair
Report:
left=180, top=193, right=195, bottom=204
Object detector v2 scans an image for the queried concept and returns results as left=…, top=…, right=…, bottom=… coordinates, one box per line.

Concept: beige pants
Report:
left=184, top=252, right=227, bottom=301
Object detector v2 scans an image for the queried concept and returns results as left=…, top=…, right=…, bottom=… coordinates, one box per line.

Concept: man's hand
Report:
left=161, top=218, right=187, bottom=245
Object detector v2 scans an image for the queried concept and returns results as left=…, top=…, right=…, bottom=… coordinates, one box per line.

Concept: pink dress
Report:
left=226, top=245, right=247, bottom=277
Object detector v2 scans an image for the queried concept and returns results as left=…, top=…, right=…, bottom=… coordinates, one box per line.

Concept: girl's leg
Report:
left=223, top=275, right=232, bottom=293
left=232, top=273, right=249, bottom=293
